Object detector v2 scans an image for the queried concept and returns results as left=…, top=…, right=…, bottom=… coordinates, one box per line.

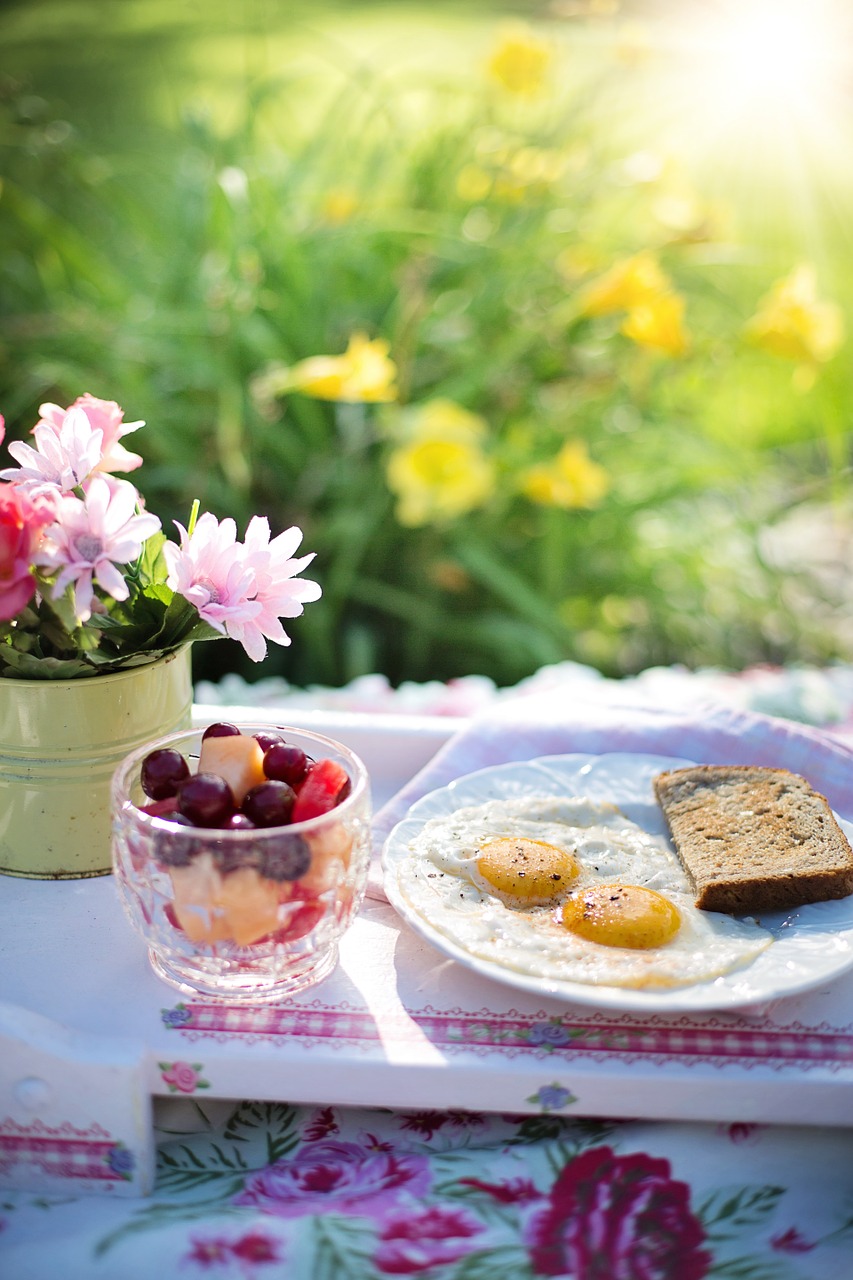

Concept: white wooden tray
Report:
left=2, top=708, right=852, bottom=1200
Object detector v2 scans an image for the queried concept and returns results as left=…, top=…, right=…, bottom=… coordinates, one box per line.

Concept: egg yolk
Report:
left=560, top=883, right=681, bottom=949
left=477, top=837, right=579, bottom=904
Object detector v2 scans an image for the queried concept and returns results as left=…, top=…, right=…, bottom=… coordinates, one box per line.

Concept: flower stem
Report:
left=186, top=498, right=200, bottom=537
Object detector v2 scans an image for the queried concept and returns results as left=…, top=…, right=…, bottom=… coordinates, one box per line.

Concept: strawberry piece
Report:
left=270, top=895, right=326, bottom=943
left=291, top=758, right=351, bottom=822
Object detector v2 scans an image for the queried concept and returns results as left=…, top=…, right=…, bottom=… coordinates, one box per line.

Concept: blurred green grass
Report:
left=2, top=0, right=853, bottom=689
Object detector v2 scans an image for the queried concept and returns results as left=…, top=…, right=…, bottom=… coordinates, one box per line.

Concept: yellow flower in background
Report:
left=319, top=188, right=359, bottom=224
left=405, top=399, right=487, bottom=441
left=622, top=292, right=689, bottom=357
left=556, top=244, right=600, bottom=282
left=486, top=23, right=552, bottom=96
left=573, top=251, right=689, bottom=356
left=385, top=399, right=495, bottom=527
left=458, top=147, right=565, bottom=206
left=522, top=440, right=610, bottom=509
left=745, top=265, right=844, bottom=365
left=456, top=164, right=493, bottom=203
left=577, top=252, right=670, bottom=316
left=278, top=333, right=398, bottom=403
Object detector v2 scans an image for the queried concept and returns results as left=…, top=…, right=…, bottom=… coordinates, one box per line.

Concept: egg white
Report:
left=397, top=795, right=772, bottom=990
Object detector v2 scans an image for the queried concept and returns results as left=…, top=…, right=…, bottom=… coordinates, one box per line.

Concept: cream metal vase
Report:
left=0, top=648, right=193, bottom=879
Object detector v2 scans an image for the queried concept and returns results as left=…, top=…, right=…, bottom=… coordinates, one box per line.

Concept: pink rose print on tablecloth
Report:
left=229, top=1230, right=282, bottom=1266
left=303, top=1106, right=338, bottom=1142
left=721, top=1122, right=762, bottom=1146
left=373, top=1205, right=484, bottom=1275
left=398, top=1109, right=486, bottom=1140
left=459, top=1175, right=542, bottom=1205
left=185, top=1229, right=281, bottom=1272
left=159, top=1061, right=209, bottom=1094
left=525, top=1144, right=711, bottom=1280
left=185, top=1235, right=232, bottom=1268
left=771, top=1226, right=817, bottom=1254
left=233, top=1140, right=431, bottom=1219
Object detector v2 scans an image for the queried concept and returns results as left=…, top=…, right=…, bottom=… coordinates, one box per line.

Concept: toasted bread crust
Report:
left=653, top=765, right=853, bottom=913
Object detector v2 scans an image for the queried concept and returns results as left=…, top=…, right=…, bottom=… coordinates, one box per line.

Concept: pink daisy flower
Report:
left=164, top=513, right=321, bottom=662
left=36, top=394, right=144, bottom=474
left=163, top=511, right=264, bottom=649
left=35, top=475, right=161, bottom=623
left=1, top=406, right=104, bottom=493
left=243, top=516, right=322, bottom=645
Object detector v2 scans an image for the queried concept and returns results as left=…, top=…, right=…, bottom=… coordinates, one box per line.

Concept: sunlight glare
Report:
left=643, top=0, right=853, bottom=198
left=724, top=6, right=828, bottom=98
left=695, top=0, right=843, bottom=119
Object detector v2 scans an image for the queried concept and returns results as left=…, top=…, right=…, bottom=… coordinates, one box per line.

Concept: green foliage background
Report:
left=2, top=0, right=852, bottom=689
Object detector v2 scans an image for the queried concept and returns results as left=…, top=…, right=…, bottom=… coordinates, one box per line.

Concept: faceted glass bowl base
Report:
left=148, top=943, right=340, bottom=1002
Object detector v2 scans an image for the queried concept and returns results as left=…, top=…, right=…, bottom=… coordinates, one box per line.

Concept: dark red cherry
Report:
left=177, top=773, right=235, bottom=827
left=261, top=833, right=311, bottom=881
left=201, top=721, right=241, bottom=740
left=242, top=780, right=296, bottom=828
left=254, top=731, right=283, bottom=755
left=227, top=812, right=255, bottom=831
left=263, top=743, right=310, bottom=787
left=141, top=748, right=190, bottom=800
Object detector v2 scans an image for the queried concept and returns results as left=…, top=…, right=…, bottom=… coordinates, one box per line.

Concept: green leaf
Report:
left=311, top=1217, right=377, bottom=1280
left=136, top=531, right=170, bottom=587
left=699, top=1185, right=785, bottom=1236
left=454, top=1247, right=535, bottom=1280
left=221, top=1101, right=300, bottom=1167
left=94, top=1200, right=246, bottom=1258
left=0, top=650, right=101, bottom=679
left=707, top=1256, right=799, bottom=1280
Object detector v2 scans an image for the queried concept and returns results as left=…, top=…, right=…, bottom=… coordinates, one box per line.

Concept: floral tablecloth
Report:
left=3, top=1096, right=850, bottom=1280
left=4, top=663, right=853, bottom=1280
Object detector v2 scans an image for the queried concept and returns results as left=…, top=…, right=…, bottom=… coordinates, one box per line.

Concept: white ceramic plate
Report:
left=381, top=752, right=853, bottom=1013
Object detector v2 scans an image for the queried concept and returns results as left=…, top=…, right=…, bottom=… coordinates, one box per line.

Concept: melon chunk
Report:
left=168, top=853, right=282, bottom=946
left=197, top=732, right=267, bottom=806
left=217, top=867, right=282, bottom=946
left=169, top=852, right=230, bottom=943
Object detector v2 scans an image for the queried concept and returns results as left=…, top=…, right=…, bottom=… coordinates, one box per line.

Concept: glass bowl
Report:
left=111, top=724, right=372, bottom=1001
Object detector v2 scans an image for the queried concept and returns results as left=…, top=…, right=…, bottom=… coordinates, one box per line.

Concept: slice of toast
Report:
left=653, top=765, right=853, bottom=914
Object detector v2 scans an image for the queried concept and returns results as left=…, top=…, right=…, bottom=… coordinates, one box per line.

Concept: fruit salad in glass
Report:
left=111, top=723, right=372, bottom=1000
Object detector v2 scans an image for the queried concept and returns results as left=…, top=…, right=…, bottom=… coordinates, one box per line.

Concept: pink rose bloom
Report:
left=233, top=1140, right=431, bottom=1219
left=525, top=1145, right=711, bottom=1280
left=374, top=1206, right=484, bottom=1275
left=161, top=1061, right=202, bottom=1093
left=37, top=394, right=144, bottom=474
left=0, top=483, right=56, bottom=621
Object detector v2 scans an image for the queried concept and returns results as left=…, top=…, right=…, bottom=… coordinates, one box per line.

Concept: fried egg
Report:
left=396, top=795, right=772, bottom=990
